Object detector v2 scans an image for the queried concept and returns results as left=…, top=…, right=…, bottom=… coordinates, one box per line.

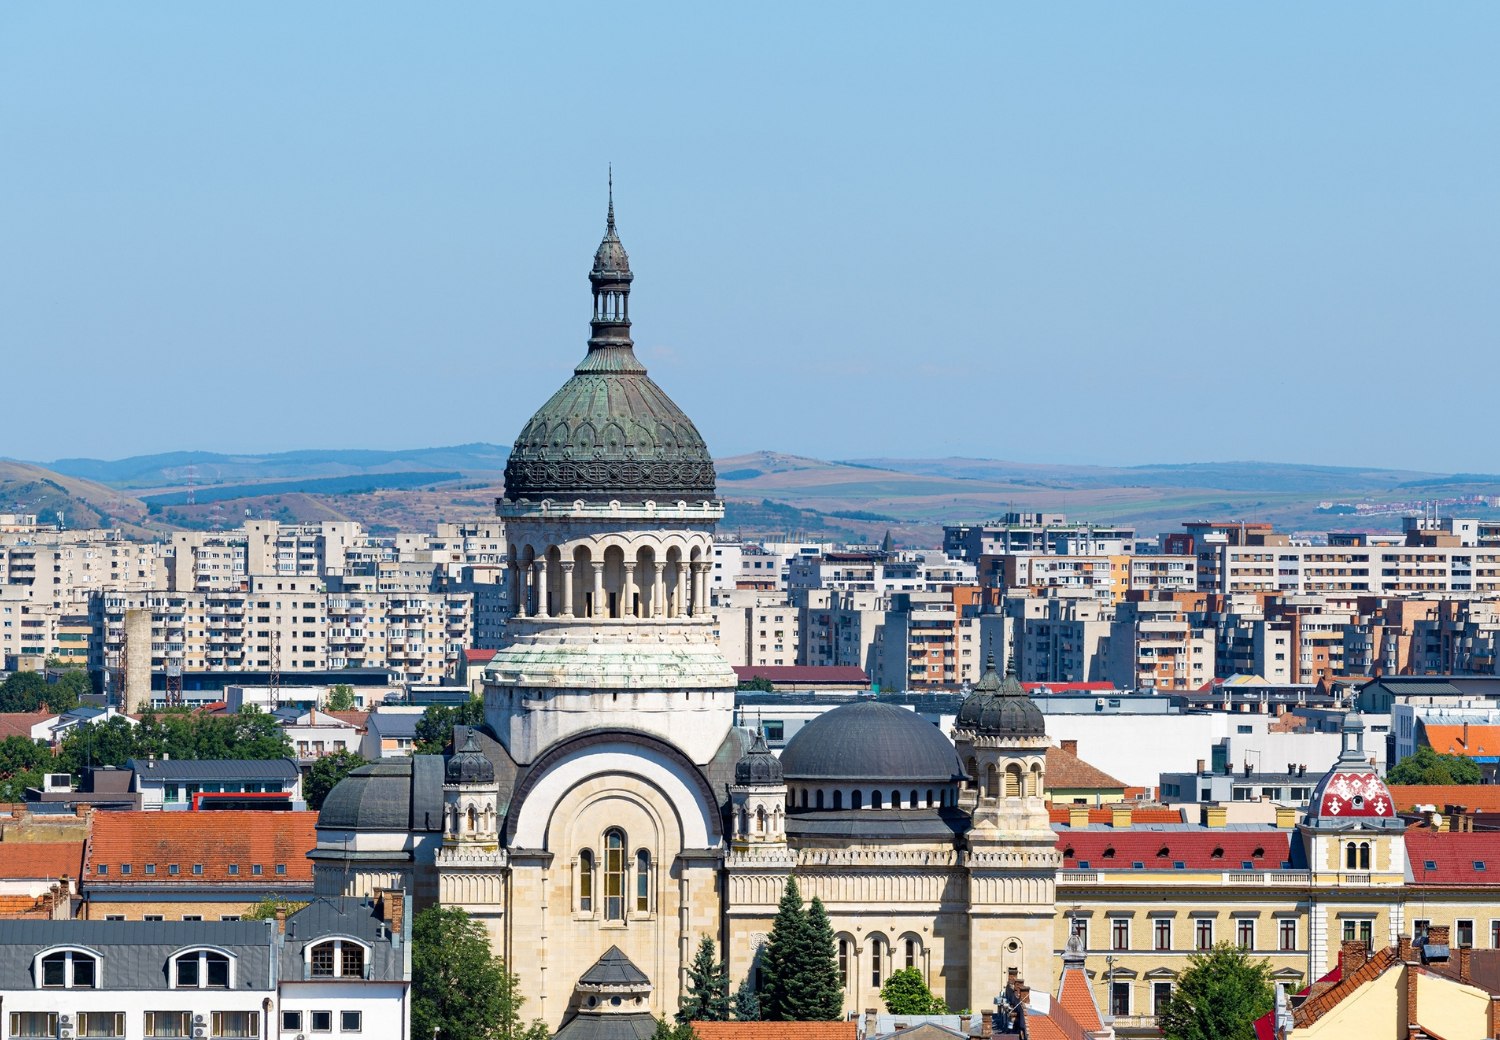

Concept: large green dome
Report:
left=502, top=192, right=717, bottom=505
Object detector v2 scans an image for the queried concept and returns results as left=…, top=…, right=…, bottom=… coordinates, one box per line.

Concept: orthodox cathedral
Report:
left=310, top=195, right=1417, bottom=1035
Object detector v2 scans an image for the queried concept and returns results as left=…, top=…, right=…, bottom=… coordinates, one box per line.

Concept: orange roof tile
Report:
left=0, top=712, right=51, bottom=740
left=1421, top=724, right=1500, bottom=759
left=1388, top=785, right=1500, bottom=813
left=691, top=1024, right=856, bottom=1040
left=1045, top=746, right=1126, bottom=790
left=0, top=841, right=84, bottom=879
left=1056, top=967, right=1103, bottom=1032
left=84, top=811, right=316, bottom=885
left=327, top=711, right=369, bottom=731
left=1022, top=1016, right=1069, bottom=1040
left=1047, top=805, right=1184, bottom=825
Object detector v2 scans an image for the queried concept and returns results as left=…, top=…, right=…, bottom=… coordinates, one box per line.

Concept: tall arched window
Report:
left=800, top=789, right=808, bottom=808
left=1358, top=842, right=1371, bottom=870
left=891, top=790, right=902, bottom=809
left=966, top=757, right=978, bottom=788
left=467, top=806, right=477, bottom=832
left=756, top=807, right=767, bottom=833
left=837, top=938, right=850, bottom=987
left=986, top=765, right=999, bottom=798
left=872, top=791, right=883, bottom=809
left=1004, top=766, right=1022, bottom=798
left=816, top=790, right=825, bottom=809
left=905, top=937, right=920, bottom=970
left=869, top=935, right=886, bottom=987
left=926, top=788, right=935, bottom=807
left=833, top=791, right=843, bottom=810
left=603, top=830, right=626, bottom=921
left=635, top=850, right=651, bottom=913
left=852, top=790, right=863, bottom=810
left=1345, top=842, right=1356, bottom=869
left=579, top=850, right=594, bottom=912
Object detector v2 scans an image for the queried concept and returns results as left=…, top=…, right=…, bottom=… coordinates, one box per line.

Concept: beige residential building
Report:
left=1106, top=600, right=1215, bottom=691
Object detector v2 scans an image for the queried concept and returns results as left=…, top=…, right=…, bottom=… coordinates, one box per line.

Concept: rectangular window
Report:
left=1110, top=981, right=1130, bottom=1017
left=1237, top=920, right=1254, bottom=949
left=1195, top=920, right=1213, bottom=951
left=1153, top=982, right=1172, bottom=1016
left=1112, top=919, right=1129, bottom=951
left=78, top=1013, right=125, bottom=1039
left=1280, top=920, right=1297, bottom=951
left=1491, top=921, right=1500, bottom=949
left=311, top=1012, right=333, bottom=1033
left=838, top=938, right=849, bottom=987
left=10, top=1013, right=58, bottom=1038
left=228, top=864, right=239, bottom=876
left=212, top=1012, right=260, bottom=1039
left=145, top=1012, right=191, bottom=1038
left=144, top=915, right=164, bottom=922
left=177, top=956, right=200, bottom=988
left=282, top=1012, right=303, bottom=1032
left=1458, top=920, right=1475, bottom=948
left=182, top=915, right=202, bottom=922
left=1155, top=920, right=1171, bottom=951
left=1413, top=918, right=1430, bottom=939
left=340, top=1012, right=362, bottom=1033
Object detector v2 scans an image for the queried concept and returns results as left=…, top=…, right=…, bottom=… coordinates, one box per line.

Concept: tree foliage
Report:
left=325, top=684, right=357, bottom=711
left=678, top=936, right=730, bottom=1024
left=732, top=976, right=761, bottom=1021
left=55, top=707, right=293, bottom=775
left=414, top=697, right=485, bottom=755
left=305, top=750, right=367, bottom=810
left=412, top=905, right=549, bottom=1040
left=0, top=735, right=51, bottom=800
left=0, top=670, right=83, bottom=714
left=1386, top=745, right=1482, bottom=785
left=1156, top=942, right=1275, bottom=1040
left=880, top=968, right=947, bottom=1015
left=736, top=677, right=774, bottom=693
left=652, top=1019, right=697, bottom=1040
left=759, top=878, right=843, bottom=1022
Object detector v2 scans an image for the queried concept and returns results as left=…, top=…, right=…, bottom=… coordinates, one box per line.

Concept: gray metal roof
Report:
left=779, top=701, right=963, bottom=783
left=552, top=1012, right=658, bottom=1040
left=279, top=898, right=408, bottom=983
left=127, top=758, right=300, bottom=782
left=316, top=755, right=443, bottom=833
left=786, top=808, right=970, bottom=841
left=578, top=946, right=650, bottom=987
left=368, top=712, right=423, bottom=738
left=0, top=920, right=274, bottom=991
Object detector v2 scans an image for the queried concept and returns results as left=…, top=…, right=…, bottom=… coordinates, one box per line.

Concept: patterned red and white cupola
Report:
left=1307, top=710, right=1399, bottom=826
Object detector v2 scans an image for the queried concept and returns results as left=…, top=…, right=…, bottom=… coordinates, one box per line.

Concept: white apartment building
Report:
left=786, top=550, right=975, bottom=595
left=711, top=590, right=801, bottom=668
left=1215, top=543, right=1500, bottom=596
left=796, top=588, right=886, bottom=676
left=1015, top=595, right=1112, bottom=683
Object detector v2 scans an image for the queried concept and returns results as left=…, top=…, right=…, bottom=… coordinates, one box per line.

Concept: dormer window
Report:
left=173, top=950, right=231, bottom=988
left=308, top=940, right=366, bottom=979
left=38, top=950, right=97, bottom=988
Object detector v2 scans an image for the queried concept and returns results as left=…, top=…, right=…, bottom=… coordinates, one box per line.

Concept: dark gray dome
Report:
left=956, top=654, right=1046, bottom=737
left=780, top=701, right=962, bottom=783
left=318, top=759, right=417, bottom=830
left=446, top=729, right=495, bottom=785
left=735, top=731, right=784, bottom=785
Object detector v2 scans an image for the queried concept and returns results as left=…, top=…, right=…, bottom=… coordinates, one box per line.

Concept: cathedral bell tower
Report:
left=730, top=732, right=788, bottom=849
left=953, top=653, right=1060, bottom=995
left=436, top=728, right=507, bottom=944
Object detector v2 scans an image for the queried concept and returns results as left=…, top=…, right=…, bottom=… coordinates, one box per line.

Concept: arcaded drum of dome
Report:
left=779, top=700, right=963, bottom=783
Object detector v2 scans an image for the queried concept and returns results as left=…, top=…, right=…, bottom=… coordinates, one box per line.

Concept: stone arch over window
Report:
left=603, top=544, right=626, bottom=618
left=900, top=932, right=924, bottom=973
left=867, top=933, right=889, bottom=988
left=603, top=828, right=627, bottom=920
left=836, top=933, right=855, bottom=989
left=1028, top=762, right=1044, bottom=797
left=1004, top=764, right=1023, bottom=798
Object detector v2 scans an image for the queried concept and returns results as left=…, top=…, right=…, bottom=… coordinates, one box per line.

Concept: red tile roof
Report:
left=1045, top=746, right=1126, bottom=791
left=732, top=665, right=868, bottom=685
left=0, top=712, right=51, bottom=740
left=1056, top=830, right=1293, bottom=870
left=84, top=811, right=316, bottom=885
left=1048, top=805, right=1184, bottom=825
left=1388, top=785, right=1500, bottom=813
left=692, top=1023, right=856, bottom=1040
left=1422, top=724, right=1500, bottom=759
left=0, top=841, right=84, bottom=880
left=1056, top=966, right=1103, bottom=1033
left=1406, top=831, right=1500, bottom=885
left=464, top=649, right=498, bottom=664
left=326, top=711, right=369, bottom=731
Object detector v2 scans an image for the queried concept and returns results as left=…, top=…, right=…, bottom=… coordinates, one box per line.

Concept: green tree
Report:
left=759, top=878, right=843, bottom=1022
left=50, top=670, right=90, bottom=712
left=801, top=898, right=844, bottom=1020
left=732, top=976, right=761, bottom=1021
left=414, top=697, right=485, bottom=755
left=677, top=936, right=730, bottom=1024
left=880, top=968, right=947, bottom=1015
left=651, top=1019, right=697, bottom=1040
left=326, top=684, right=357, bottom=711
left=1386, top=745, right=1482, bottom=785
left=412, top=905, right=548, bottom=1040
left=0, top=671, right=49, bottom=712
left=0, top=735, right=51, bottom=801
left=57, top=716, right=140, bottom=772
left=305, top=750, right=366, bottom=811
left=736, top=677, right=774, bottom=693
left=1156, top=942, right=1275, bottom=1040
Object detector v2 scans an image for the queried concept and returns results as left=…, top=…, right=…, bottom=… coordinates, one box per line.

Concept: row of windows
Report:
left=96, top=863, right=287, bottom=877
left=833, top=935, right=924, bottom=988
left=9, top=1011, right=269, bottom=1039
left=1069, top=918, right=1299, bottom=952
left=33, top=942, right=363, bottom=989
left=577, top=830, right=651, bottom=920
left=791, top=788, right=956, bottom=810
left=1410, top=918, right=1500, bottom=949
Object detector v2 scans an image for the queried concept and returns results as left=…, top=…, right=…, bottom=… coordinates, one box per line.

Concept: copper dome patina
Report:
left=956, top=653, right=1047, bottom=738
left=503, top=184, right=717, bottom=506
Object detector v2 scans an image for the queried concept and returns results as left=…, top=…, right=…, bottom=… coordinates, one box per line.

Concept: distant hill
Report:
left=0, top=461, right=155, bottom=535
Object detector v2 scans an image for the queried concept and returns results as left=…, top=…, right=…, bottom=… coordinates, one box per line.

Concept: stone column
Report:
left=559, top=562, right=575, bottom=618
left=693, top=563, right=708, bottom=615
left=622, top=563, right=636, bottom=618
left=508, top=562, right=521, bottom=615
left=674, top=564, right=687, bottom=618
left=592, top=562, right=606, bottom=619
left=533, top=561, right=549, bottom=617
left=514, top=562, right=529, bottom=618
left=652, top=563, right=666, bottom=619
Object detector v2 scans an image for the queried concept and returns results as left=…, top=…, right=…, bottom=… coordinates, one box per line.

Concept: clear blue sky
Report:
left=2, top=4, right=1496, bottom=470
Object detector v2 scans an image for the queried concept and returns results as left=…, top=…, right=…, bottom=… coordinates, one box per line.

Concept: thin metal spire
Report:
left=607, top=164, right=615, bottom=233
